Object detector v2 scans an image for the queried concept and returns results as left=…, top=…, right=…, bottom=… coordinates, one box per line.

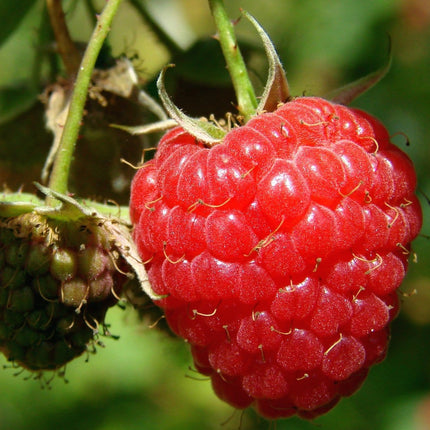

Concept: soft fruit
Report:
left=130, top=96, right=422, bottom=419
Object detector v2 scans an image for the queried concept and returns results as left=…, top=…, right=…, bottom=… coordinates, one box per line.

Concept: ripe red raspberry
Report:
left=130, top=97, right=422, bottom=419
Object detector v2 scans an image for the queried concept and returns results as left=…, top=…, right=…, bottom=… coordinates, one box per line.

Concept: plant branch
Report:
left=46, top=0, right=81, bottom=76
left=47, top=0, right=123, bottom=202
left=208, top=0, right=257, bottom=121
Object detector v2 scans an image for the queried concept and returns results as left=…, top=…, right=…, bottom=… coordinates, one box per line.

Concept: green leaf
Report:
left=0, top=85, right=39, bottom=125
left=0, top=0, right=39, bottom=47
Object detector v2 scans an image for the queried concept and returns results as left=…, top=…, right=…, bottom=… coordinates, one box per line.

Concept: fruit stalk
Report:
left=46, top=0, right=123, bottom=203
left=208, top=0, right=257, bottom=121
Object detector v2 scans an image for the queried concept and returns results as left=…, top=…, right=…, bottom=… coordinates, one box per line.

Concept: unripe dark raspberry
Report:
left=0, top=212, right=129, bottom=372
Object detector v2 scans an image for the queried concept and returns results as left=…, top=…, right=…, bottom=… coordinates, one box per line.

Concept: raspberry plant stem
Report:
left=208, top=0, right=258, bottom=122
left=46, top=0, right=123, bottom=204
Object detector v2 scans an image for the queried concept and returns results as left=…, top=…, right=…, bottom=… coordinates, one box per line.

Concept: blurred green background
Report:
left=0, top=0, right=430, bottom=429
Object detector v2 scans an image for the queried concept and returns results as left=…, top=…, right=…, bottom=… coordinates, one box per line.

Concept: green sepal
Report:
left=157, top=65, right=226, bottom=145
left=110, top=119, right=177, bottom=136
left=0, top=0, right=39, bottom=48
left=326, top=40, right=392, bottom=105
left=76, top=199, right=131, bottom=224
left=242, top=11, right=291, bottom=114
left=33, top=183, right=130, bottom=224
left=0, top=192, right=43, bottom=217
left=33, top=183, right=95, bottom=221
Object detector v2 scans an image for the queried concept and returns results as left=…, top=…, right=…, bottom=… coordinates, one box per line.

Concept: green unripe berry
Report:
left=51, top=248, right=77, bottom=282
left=8, top=287, right=34, bottom=313
left=5, top=241, right=29, bottom=267
left=26, top=243, right=51, bottom=275
left=0, top=321, right=11, bottom=340
left=0, top=288, right=9, bottom=307
left=78, top=246, right=108, bottom=280
left=61, top=278, right=88, bottom=307
left=89, top=272, right=114, bottom=301
left=54, top=339, right=78, bottom=367
left=0, top=266, right=26, bottom=289
left=0, top=210, right=130, bottom=373
left=26, top=309, right=51, bottom=331
left=3, top=309, right=25, bottom=328
left=14, top=326, right=41, bottom=347
left=33, top=275, right=59, bottom=300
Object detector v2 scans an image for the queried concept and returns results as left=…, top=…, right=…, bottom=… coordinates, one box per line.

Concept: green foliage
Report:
left=0, top=85, right=40, bottom=126
left=0, top=0, right=39, bottom=47
left=0, top=0, right=51, bottom=125
left=0, top=0, right=429, bottom=429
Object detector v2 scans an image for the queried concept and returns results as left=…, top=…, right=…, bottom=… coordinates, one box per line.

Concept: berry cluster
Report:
left=130, top=97, right=422, bottom=419
left=0, top=212, right=127, bottom=372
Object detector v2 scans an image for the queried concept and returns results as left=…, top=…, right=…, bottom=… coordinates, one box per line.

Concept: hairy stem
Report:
left=208, top=0, right=257, bottom=121
left=47, top=0, right=123, bottom=202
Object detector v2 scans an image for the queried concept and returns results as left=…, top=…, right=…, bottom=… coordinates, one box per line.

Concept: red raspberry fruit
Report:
left=130, top=97, right=422, bottom=419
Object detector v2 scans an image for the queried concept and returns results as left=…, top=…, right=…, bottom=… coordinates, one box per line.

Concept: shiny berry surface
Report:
left=130, top=97, right=422, bottom=419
